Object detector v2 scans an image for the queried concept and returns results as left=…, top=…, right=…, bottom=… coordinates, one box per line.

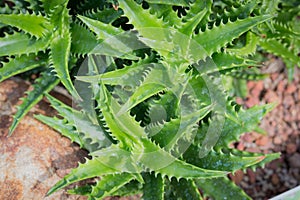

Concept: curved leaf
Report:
left=9, top=70, right=59, bottom=135
left=0, top=32, right=49, bottom=56
left=0, top=54, right=46, bottom=82
left=184, top=146, right=267, bottom=172
left=0, top=13, right=52, bottom=38
left=46, top=156, right=120, bottom=196
left=145, top=0, right=189, bottom=6
left=50, top=8, right=80, bottom=100
left=134, top=138, right=228, bottom=179
left=90, top=173, right=136, bottom=199
left=71, top=22, right=98, bottom=55
left=193, top=15, right=273, bottom=58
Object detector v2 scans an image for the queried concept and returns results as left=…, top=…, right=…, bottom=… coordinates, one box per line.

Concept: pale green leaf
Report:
left=0, top=32, right=49, bottom=56
left=146, top=0, right=189, bottom=6
left=0, top=54, right=46, bottom=82
left=0, top=13, right=52, bottom=38
left=193, top=15, right=273, bottom=58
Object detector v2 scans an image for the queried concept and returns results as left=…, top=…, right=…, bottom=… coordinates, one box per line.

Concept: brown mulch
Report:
left=230, top=58, right=300, bottom=199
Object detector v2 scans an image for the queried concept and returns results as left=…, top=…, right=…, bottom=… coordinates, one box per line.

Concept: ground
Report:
left=231, top=58, right=300, bottom=199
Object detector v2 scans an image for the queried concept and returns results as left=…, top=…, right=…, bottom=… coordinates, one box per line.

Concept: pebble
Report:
left=256, top=136, right=269, bottom=146
left=273, top=136, right=282, bottom=145
left=286, top=84, right=297, bottom=94
left=271, top=174, right=280, bottom=185
left=286, top=143, right=297, bottom=154
left=229, top=170, right=244, bottom=185
left=283, top=95, right=294, bottom=107
left=288, top=153, right=300, bottom=168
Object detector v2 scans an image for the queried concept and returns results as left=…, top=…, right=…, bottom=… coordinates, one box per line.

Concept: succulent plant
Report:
left=2, top=0, right=298, bottom=199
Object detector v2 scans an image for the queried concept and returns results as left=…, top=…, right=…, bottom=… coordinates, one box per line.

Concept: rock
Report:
left=271, top=174, right=280, bottom=185
left=245, top=96, right=260, bottom=108
left=286, top=84, right=297, bottom=94
left=270, top=73, right=279, bottom=82
left=0, top=79, right=88, bottom=200
left=264, top=90, right=281, bottom=104
left=283, top=95, right=294, bottom=108
left=251, top=81, right=264, bottom=97
left=273, top=136, right=282, bottom=145
left=247, top=81, right=256, bottom=91
left=276, top=80, right=286, bottom=93
left=237, top=142, right=245, bottom=151
left=255, top=136, right=269, bottom=146
left=247, top=169, right=256, bottom=184
left=229, top=170, right=244, bottom=185
left=288, top=153, right=300, bottom=168
left=286, top=143, right=297, bottom=154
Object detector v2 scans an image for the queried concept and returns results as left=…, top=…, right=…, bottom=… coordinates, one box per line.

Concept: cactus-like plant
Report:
left=2, top=0, right=299, bottom=199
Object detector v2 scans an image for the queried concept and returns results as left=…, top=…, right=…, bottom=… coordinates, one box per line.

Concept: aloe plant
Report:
left=1, top=0, right=294, bottom=199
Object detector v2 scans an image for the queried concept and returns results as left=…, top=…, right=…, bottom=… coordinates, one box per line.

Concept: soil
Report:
left=0, top=57, right=299, bottom=199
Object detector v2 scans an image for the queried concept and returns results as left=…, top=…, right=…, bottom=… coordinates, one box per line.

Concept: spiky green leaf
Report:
left=146, top=0, right=189, bottom=6
left=46, top=156, right=120, bottom=196
left=215, top=103, right=276, bottom=148
left=70, top=22, right=99, bottom=55
left=184, top=147, right=268, bottom=172
left=259, top=38, right=300, bottom=67
left=9, top=70, right=59, bottom=135
left=0, top=13, right=52, bottom=38
left=90, top=173, right=136, bottom=199
left=194, top=15, right=273, bottom=58
left=0, top=54, right=46, bottom=82
left=196, top=177, right=251, bottom=200
left=40, top=94, right=111, bottom=150
left=0, top=32, right=49, bottom=56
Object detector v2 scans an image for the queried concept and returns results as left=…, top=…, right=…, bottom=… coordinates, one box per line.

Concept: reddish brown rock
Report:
left=247, top=169, right=256, bottom=184
left=283, top=95, right=294, bottom=108
left=264, top=90, right=281, bottom=104
left=273, top=136, right=282, bottom=145
left=247, top=81, right=256, bottom=91
left=271, top=174, right=280, bottom=185
left=251, top=81, right=264, bottom=97
left=245, top=97, right=260, bottom=108
left=286, top=84, right=297, bottom=94
left=277, top=80, right=286, bottom=93
left=237, top=142, right=245, bottom=151
left=286, top=143, right=297, bottom=154
left=255, top=136, right=269, bottom=146
left=237, top=66, right=300, bottom=199
left=229, top=170, right=244, bottom=185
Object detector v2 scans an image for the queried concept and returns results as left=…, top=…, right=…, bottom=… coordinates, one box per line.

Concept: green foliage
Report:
left=1, top=0, right=295, bottom=199
left=196, top=177, right=251, bottom=200
left=9, top=70, right=59, bottom=135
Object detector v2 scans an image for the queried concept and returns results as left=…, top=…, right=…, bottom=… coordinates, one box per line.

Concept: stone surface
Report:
left=0, top=78, right=88, bottom=200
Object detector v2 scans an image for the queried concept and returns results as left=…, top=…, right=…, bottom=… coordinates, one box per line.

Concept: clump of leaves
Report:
left=0, top=0, right=122, bottom=134
left=0, top=0, right=291, bottom=199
